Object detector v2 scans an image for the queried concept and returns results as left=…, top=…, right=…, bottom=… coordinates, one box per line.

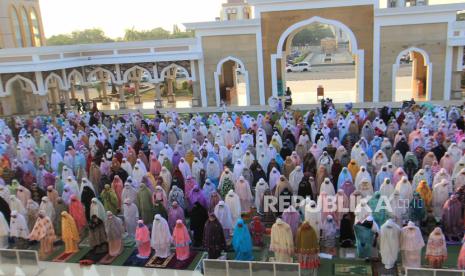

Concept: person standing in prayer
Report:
left=135, top=220, right=151, bottom=259
left=426, top=227, right=447, bottom=269
left=270, top=218, right=294, bottom=263
left=214, top=200, right=234, bottom=241
left=458, top=237, right=465, bottom=269
left=60, top=211, right=80, bottom=254
left=379, top=218, right=401, bottom=270
left=105, top=211, right=124, bottom=257
left=203, top=213, right=226, bottom=259
left=172, top=220, right=191, bottom=261
left=249, top=216, right=266, bottom=247
left=151, top=214, right=172, bottom=258
left=9, top=211, right=29, bottom=249
left=400, top=221, right=425, bottom=268
left=168, top=201, right=185, bottom=232
left=69, top=195, right=86, bottom=233
left=101, top=184, right=119, bottom=215
left=191, top=202, right=208, bottom=247
left=295, top=221, right=320, bottom=270
left=232, top=218, right=253, bottom=261
left=0, top=212, right=9, bottom=248
left=354, top=217, right=377, bottom=259
left=320, top=215, right=338, bottom=256
left=136, top=183, right=155, bottom=225
left=123, top=199, right=139, bottom=239
left=88, top=215, right=108, bottom=254
left=28, top=210, right=56, bottom=259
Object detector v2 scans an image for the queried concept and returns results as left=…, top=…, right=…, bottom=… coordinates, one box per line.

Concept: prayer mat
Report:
left=80, top=249, right=107, bottom=263
left=334, top=263, right=373, bottom=276
left=99, top=254, right=119, bottom=265
left=166, top=252, right=198, bottom=270
left=145, top=253, right=175, bottom=268
left=123, top=249, right=154, bottom=267
left=52, top=252, right=75, bottom=262
left=373, top=262, right=398, bottom=276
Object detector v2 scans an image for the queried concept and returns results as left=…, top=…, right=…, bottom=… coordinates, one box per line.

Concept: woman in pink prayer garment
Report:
left=135, top=220, right=151, bottom=259
left=172, top=220, right=191, bottom=261
left=111, top=175, right=124, bottom=208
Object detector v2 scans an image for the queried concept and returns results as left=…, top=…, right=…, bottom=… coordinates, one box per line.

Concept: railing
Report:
left=203, top=259, right=300, bottom=276
left=0, top=249, right=42, bottom=276
left=406, top=267, right=465, bottom=276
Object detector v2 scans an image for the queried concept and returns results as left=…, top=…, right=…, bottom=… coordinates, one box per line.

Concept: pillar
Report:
left=154, top=83, right=163, bottom=108
left=118, top=85, right=127, bottom=109
left=134, top=80, right=141, bottom=104
left=49, top=86, right=59, bottom=113
left=412, top=52, right=427, bottom=98
left=192, top=81, right=201, bottom=107
left=70, top=82, right=77, bottom=100
left=62, top=89, right=71, bottom=109
left=101, top=81, right=110, bottom=105
left=38, top=95, right=49, bottom=114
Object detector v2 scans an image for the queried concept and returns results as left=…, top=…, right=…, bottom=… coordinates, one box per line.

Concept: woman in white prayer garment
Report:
left=380, top=218, right=401, bottom=269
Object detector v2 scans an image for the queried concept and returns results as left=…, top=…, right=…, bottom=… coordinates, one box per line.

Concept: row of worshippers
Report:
left=0, top=105, right=465, bottom=265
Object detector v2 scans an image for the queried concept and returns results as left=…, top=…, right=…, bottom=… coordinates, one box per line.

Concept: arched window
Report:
left=10, top=6, right=23, bottom=47
left=30, top=8, right=41, bottom=46
left=20, top=7, right=32, bottom=47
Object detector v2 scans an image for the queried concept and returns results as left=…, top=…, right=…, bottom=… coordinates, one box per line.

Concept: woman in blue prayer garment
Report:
left=232, top=219, right=254, bottom=261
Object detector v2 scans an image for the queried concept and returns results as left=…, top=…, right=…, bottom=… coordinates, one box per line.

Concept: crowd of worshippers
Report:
left=1, top=104, right=465, bottom=270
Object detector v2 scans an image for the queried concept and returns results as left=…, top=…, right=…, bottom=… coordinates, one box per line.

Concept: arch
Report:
left=86, top=67, right=117, bottom=83
left=4, top=75, right=37, bottom=96
left=214, top=56, right=250, bottom=107
left=67, top=69, right=85, bottom=87
left=44, top=73, right=65, bottom=91
left=9, top=5, right=23, bottom=47
left=123, top=65, right=153, bottom=83
left=271, top=16, right=364, bottom=103
left=392, top=47, right=432, bottom=102
left=159, top=63, right=191, bottom=81
left=29, top=7, right=42, bottom=47
left=276, top=16, right=359, bottom=57
left=20, top=6, right=32, bottom=47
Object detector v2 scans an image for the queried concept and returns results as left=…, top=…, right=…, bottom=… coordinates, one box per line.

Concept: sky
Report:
left=40, top=0, right=222, bottom=38
left=40, top=0, right=465, bottom=38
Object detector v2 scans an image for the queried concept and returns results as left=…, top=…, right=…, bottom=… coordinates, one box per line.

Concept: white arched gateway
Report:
left=214, top=56, right=250, bottom=107
left=392, top=47, right=432, bottom=102
left=271, top=16, right=364, bottom=103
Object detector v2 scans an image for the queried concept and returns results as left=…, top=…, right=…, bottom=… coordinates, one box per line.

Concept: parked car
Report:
left=286, top=62, right=311, bottom=73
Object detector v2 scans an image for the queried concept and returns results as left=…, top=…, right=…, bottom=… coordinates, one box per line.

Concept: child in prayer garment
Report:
left=232, top=219, right=253, bottom=261
left=135, top=220, right=151, bottom=259
left=28, top=210, right=56, bottom=259
left=88, top=215, right=108, bottom=254
left=249, top=216, right=266, bottom=247
left=60, top=211, right=80, bottom=254
left=105, top=211, right=124, bottom=257
left=151, top=214, right=172, bottom=258
left=426, top=227, right=447, bottom=268
left=172, top=220, right=191, bottom=261
left=203, top=213, right=226, bottom=259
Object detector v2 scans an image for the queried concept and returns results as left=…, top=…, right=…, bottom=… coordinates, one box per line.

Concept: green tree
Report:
left=47, top=28, right=113, bottom=45
left=292, top=24, right=335, bottom=46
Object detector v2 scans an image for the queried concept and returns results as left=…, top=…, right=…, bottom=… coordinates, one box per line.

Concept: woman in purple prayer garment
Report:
left=168, top=201, right=185, bottom=231
left=171, top=151, right=181, bottom=169
left=281, top=205, right=301, bottom=238
left=189, top=185, right=208, bottom=211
